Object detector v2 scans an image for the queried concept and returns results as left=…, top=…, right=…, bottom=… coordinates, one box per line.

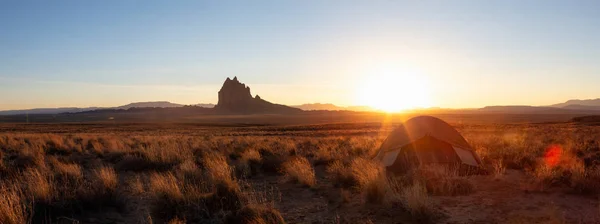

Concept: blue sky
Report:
left=1, top=1, right=599, bottom=110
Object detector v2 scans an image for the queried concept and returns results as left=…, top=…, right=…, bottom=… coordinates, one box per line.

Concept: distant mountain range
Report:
left=1, top=85, right=600, bottom=116
left=550, top=98, right=600, bottom=110
left=116, top=101, right=183, bottom=110
left=472, top=99, right=600, bottom=114
left=291, top=103, right=375, bottom=111
left=476, top=106, right=575, bottom=114
left=551, top=98, right=600, bottom=107
left=0, top=101, right=215, bottom=116
left=0, top=107, right=102, bottom=116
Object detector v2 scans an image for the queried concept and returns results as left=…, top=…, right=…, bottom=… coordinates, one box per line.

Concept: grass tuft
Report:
left=227, top=204, right=286, bottom=224
left=281, top=156, right=316, bottom=187
left=0, top=185, right=30, bottom=224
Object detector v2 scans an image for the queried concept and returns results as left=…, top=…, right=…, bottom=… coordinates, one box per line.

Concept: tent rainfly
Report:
left=375, top=116, right=482, bottom=173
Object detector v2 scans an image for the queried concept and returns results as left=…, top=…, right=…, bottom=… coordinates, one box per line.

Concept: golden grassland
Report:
left=0, top=122, right=599, bottom=223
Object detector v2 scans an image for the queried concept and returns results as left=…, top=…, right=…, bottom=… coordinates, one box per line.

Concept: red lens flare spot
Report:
left=544, top=144, right=562, bottom=167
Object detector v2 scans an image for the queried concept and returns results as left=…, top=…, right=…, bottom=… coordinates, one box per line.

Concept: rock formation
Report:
left=215, top=77, right=301, bottom=114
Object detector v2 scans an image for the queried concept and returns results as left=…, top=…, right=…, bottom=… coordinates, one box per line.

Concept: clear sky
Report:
left=1, top=0, right=599, bottom=110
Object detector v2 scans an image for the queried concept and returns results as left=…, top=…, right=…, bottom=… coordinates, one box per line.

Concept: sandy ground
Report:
left=43, top=168, right=600, bottom=224
left=246, top=168, right=599, bottom=224
left=438, top=170, right=599, bottom=224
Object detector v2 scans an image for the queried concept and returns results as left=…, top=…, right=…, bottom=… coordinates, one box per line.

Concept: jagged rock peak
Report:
left=214, top=76, right=301, bottom=114
left=216, top=77, right=253, bottom=109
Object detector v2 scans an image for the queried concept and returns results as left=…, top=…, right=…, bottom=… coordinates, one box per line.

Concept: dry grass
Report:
left=571, top=167, right=600, bottom=194
left=148, top=169, right=246, bottom=222
left=326, top=158, right=384, bottom=191
left=94, top=166, right=118, bottom=191
left=12, top=151, right=46, bottom=172
left=326, top=158, right=387, bottom=203
left=128, top=175, right=145, bottom=195
left=401, top=182, right=433, bottom=219
left=326, top=160, right=359, bottom=188
left=0, top=122, right=598, bottom=223
left=491, top=159, right=506, bottom=179
left=0, top=185, right=30, bottom=224
left=260, top=151, right=287, bottom=174
left=0, top=132, right=288, bottom=223
left=167, top=217, right=186, bottom=224
left=363, top=175, right=387, bottom=204
left=0, top=150, right=4, bottom=169
left=281, top=156, right=316, bottom=187
left=237, top=149, right=262, bottom=176
left=241, top=149, right=261, bottom=163
left=349, top=158, right=384, bottom=190
left=413, top=166, right=474, bottom=196
left=149, top=172, right=184, bottom=203
left=49, top=158, right=83, bottom=180
left=203, top=152, right=234, bottom=183
left=227, top=204, right=286, bottom=224
left=23, top=168, right=53, bottom=202
left=528, top=149, right=600, bottom=194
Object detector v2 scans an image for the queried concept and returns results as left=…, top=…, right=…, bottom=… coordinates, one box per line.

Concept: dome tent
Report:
left=376, top=116, right=482, bottom=173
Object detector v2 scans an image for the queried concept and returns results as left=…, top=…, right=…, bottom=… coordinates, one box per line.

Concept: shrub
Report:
left=167, top=217, right=186, bottom=224
left=413, top=166, right=474, bottom=196
left=401, top=182, right=433, bottom=221
left=73, top=166, right=124, bottom=212
left=469, top=132, right=542, bottom=170
left=530, top=151, right=599, bottom=194
left=491, top=159, right=506, bottom=179
left=260, top=150, right=286, bottom=174
left=21, top=166, right=121, bottom=222
left=149, top=172, right=247, bottom=223
left=149, top=172, right=186, bottom=221
left=241, top=149, right=261, bottom=163
left=12, top=153, right=46, bottom=172
left=94, top=166, right=118, bottom=191
left=364, top=176, right=386, bottom=204
left=570, top=167, right=600, bottom=194
left=349, top=158, right=388, bottom=204
left=150, top=172, right=184, bottom=204
left=313, top=145, right=337, bottom=165
left=23, top=169, right=53, bottom=203
left=349, top=158, right=384, bottom=191
left=209, top=179, right=246, bottom=213
left=45, top=137, right=72, bottom=156
left=203, top=153, right=234, bottom=183
left=281, top=157, right=316, bottom=187
left=49, top=157, right=82, bottom=181
left=326, top=160, right=359, bottom=188
left=115, top=154, right=178, bottom=172
left=237, top=149, right=262, bottom=176
left=326, top=158, right=386, bottom=203
left=128, top=175, right=145, bottom=195
left=226, top=204, right=286, bottom=224
left=177, top=159, right=206, bottom=188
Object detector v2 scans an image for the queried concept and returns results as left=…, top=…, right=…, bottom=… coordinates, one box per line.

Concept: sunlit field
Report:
left=3, top=1, right=600, bottom=224
left=0, top=122, right=599, bottom=223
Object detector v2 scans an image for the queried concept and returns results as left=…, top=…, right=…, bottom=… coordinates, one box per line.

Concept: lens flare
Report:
left=544, top=144, right=562, bottom=167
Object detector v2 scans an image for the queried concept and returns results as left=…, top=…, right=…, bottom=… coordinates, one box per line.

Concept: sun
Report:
left=356, top=67, right=432, bottom=112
